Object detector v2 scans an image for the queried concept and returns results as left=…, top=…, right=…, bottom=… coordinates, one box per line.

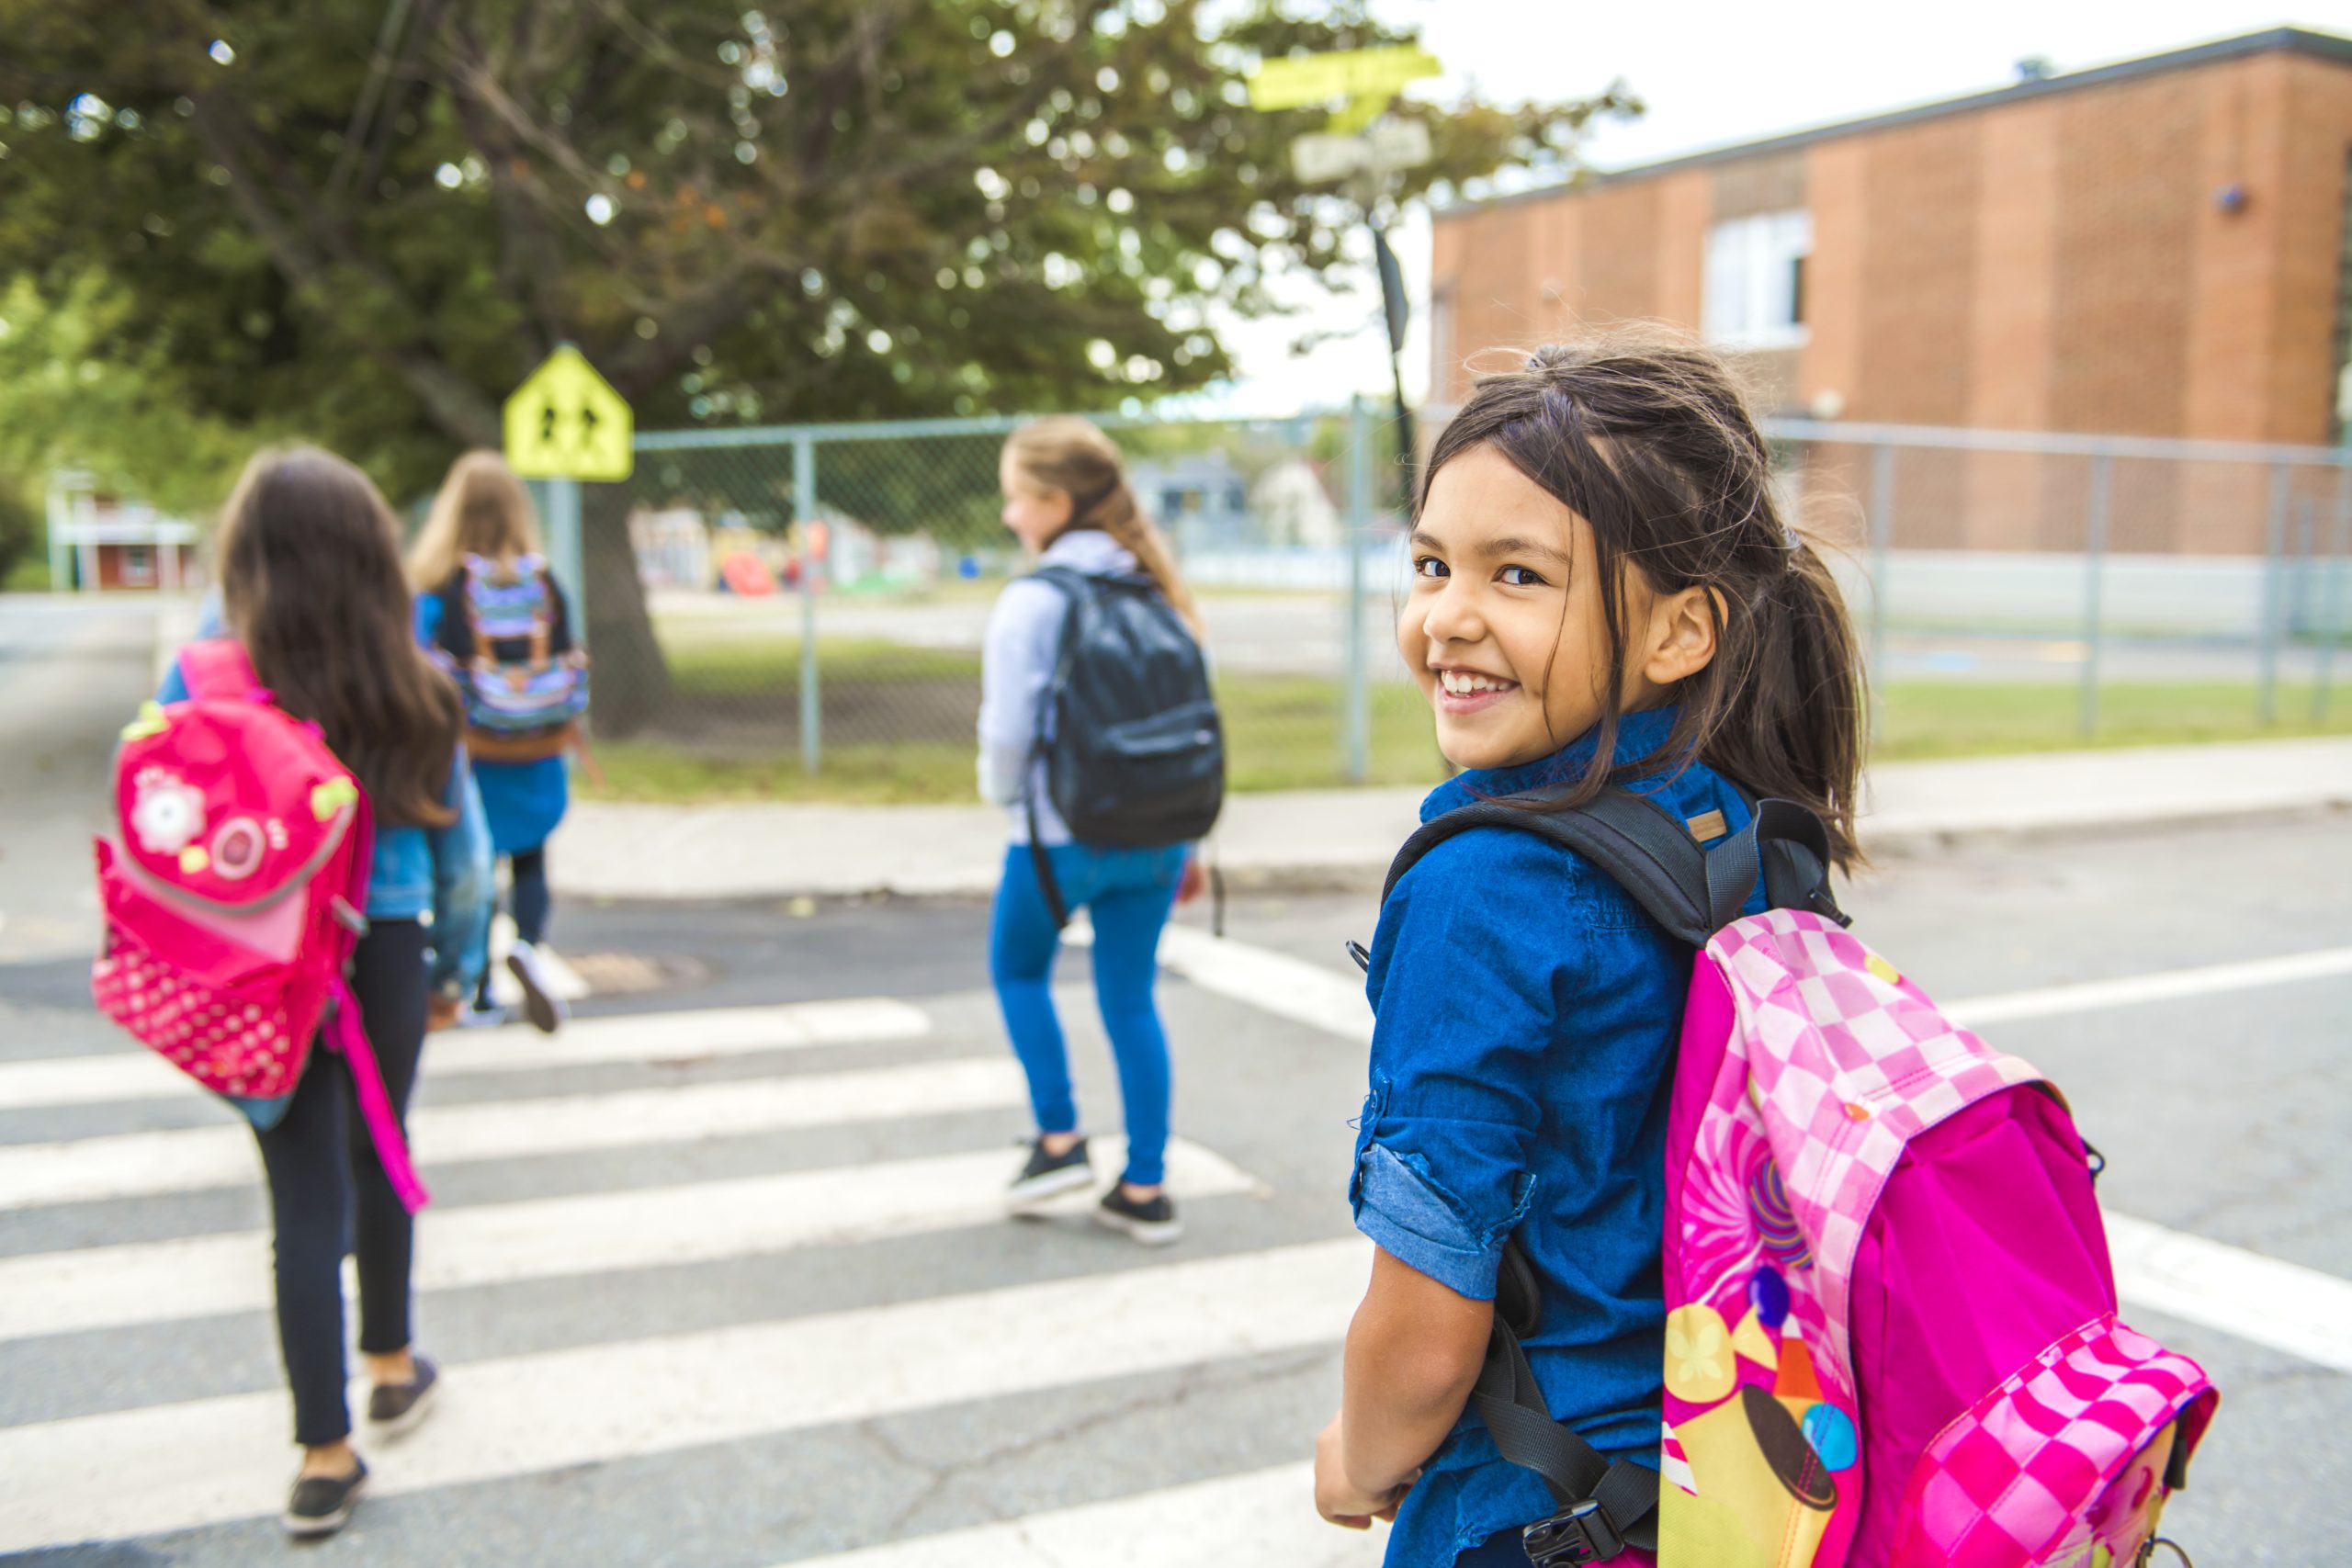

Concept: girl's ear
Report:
left=1640, top=585, right=1722, bottom=687
left=1041, top=487, right=1074, bottom=530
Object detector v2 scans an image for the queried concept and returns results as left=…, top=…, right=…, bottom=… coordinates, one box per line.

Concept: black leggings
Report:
left=474, top=845, right=552, bottom=1009
left=254, top=919, right=428, bottom=1446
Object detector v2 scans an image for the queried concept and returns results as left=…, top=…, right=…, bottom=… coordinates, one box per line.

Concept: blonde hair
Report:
left=409, top=450, right=543, bottom=590
left=1003, top=416, right=1203, bottom=638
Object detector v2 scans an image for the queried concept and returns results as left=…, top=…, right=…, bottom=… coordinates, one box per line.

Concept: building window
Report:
left=1704, top=210, right=1813, bottom=350
left=120, top=546, right=155, bottom=587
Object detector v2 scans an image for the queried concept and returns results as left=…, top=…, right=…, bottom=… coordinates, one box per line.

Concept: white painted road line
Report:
left=0, top=1236, right=1369, bottom=1553
left=782, top=1462, right=1384, bottom=1568
left=0, top=1135, right=1261, bottom=1341
left=0, top=997, right=933, bottom=1111
left=1067, top=921, right=1374, bottom=1044
left=1945, top=946, right=2352, bottom=1029
left=0, top=1056, right=1024, bottom=1210
left=1131, top=925, right=2352, bottom=1050
left=2107, top=1213, right=2352, bottom=1375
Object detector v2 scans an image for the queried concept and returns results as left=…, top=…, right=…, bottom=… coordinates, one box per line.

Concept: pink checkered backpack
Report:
left=91, top=639, right=428, bottom=1213
left=1381, top=789, right=2217, bottom=1568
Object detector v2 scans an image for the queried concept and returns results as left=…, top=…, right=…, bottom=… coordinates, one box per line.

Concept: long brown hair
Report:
left=409, top=449, right=543, bottom=590
left=1423, top=332, right=1867, bottom=868
left=215, top=446, right=465, bottom=829
left=1003, top=416, right=1204, bottom=637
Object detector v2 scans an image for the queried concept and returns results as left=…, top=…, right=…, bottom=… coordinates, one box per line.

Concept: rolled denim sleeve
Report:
left=975, top=579, right=1062, bottom=807
left=1351, top=829, right=1588, bottom=1301
left=426, top=753, right=494, bottom=999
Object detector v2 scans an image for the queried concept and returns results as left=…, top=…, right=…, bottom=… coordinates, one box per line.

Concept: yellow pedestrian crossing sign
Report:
left=503, top=344, right=633, bottom=482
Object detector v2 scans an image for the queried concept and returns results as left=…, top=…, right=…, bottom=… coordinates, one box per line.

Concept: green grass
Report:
left=3, top=557, right=51, bottom=592
left=583, top=630, right=2352, bottom=804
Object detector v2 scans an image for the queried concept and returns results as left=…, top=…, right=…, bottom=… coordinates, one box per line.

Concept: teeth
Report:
left=1440, top=670, right=1510, bottom=695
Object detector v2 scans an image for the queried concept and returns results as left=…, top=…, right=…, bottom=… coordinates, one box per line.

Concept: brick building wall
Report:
left=1429, top=30, right=2352, bottom=555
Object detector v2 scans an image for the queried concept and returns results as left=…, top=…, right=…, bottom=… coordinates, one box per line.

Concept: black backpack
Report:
left=1023, top=565, right=1224, bottom=927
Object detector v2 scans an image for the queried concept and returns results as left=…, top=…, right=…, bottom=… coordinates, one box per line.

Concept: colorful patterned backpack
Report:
left=90, top=640, right=429, bottom=1212
left=1381, top=789, right=2217, bottom=1568
left=431, top=551, right=587, bottom=762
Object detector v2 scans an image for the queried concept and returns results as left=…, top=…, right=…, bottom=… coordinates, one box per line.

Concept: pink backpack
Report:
left=91, top=640, right=428, bottom=1213
left=1382, top=791, right=2216, bottom=1568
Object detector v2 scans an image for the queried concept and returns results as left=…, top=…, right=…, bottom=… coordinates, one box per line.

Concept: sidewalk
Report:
left=554, top=736, right=2352, bottom=903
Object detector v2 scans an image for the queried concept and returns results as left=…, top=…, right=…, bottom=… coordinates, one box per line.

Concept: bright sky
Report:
left=1205, top=5, right=2352, bottom=416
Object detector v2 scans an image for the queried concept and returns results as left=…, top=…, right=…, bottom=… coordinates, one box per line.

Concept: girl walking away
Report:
left=409, top=451, right=588, bottom=1032
left=978, top=417, right=1222, bottom=1246
left=153, top=448, right=492, bottom=1538
left=1313, top=335, right=1864, bottom=1565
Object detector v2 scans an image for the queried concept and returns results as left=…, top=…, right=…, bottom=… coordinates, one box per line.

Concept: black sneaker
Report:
left=1094, top=1185, right=1183, bottom=1246
left=505, top=941, right=567, bottom=1034
left=1004, top=1135, right=1092, bottom=1213
left=366, top=1355, right=439, bottom=1440
left=282, top=1457, right=368, bottom=1539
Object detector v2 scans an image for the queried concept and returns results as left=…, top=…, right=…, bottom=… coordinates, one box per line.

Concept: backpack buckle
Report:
left=1522, top=1500, right=1624, bottom=1566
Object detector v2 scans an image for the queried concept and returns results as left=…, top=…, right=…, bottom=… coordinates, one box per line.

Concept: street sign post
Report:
left=503, top=344, right=633, bottom=643
left=1247, top=46, right=1440, bottom=112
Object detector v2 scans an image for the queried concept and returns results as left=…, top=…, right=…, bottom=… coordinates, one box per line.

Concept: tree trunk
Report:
left=581, top=479, right=673, bottom=737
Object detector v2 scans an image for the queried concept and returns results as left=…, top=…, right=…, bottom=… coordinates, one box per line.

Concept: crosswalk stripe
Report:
left=2107, top=1213, right=2352, bottom=1375
left=0, top=997, right=933, bottom=1111
left=1944, top=945, right=2352, bottom=1028
left=0, top=1056, right=1024, bottom=1210
left=0, top=1236, right=1369, bottom=1553
left=779, top=1462, right=1384, bottom=1568
left=0, top=1136, right=1261, bottom=1341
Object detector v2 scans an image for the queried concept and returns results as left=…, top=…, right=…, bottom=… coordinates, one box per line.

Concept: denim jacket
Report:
left=1352, top=706, right=1765, bottom=1563
left=157, top=638, right=492, bottom=1001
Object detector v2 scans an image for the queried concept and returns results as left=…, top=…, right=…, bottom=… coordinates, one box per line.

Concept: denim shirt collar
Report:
left=1419, top=705, right=1686, bottom=824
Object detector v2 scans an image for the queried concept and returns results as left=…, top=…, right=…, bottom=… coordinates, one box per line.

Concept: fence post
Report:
left=1868, top=443, right=1894, bottom=711
left=2077, top=452, right=2112, bottom=739
left=1344, top=395, right=1372, bottom=784
left=2257, top=461, right=2291, bottom=726
left=543, top=478, right=585, bottom=644
left=2318, top=462, right=2351, bottom=723
left=794, top=434, right=821, bottom=774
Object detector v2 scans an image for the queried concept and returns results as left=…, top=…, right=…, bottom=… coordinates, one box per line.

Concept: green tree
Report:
left=0, top=0, right=1632, bottom=731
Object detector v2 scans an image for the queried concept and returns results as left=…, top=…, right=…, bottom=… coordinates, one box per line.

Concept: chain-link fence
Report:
left=568, top=407, right=2350, bottom=804
left=583, top=403, right=1433, bottom=803
left=1769, top=423, right=2352, bottom=752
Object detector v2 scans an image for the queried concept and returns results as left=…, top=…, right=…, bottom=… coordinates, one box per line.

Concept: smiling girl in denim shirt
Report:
left=1313, top=336, right=1866, bottom=1566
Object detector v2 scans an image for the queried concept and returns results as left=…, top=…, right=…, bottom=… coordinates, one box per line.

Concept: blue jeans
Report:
left=990, top=841, right=1186, bottom=1186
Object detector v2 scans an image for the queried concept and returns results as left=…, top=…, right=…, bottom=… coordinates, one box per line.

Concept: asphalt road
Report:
left=0, top=596, right=159, bottom=964
left=1, top=812, right=2345, bottom=1564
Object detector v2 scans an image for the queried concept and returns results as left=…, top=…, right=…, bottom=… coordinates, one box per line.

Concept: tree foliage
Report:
left=0, top=0, right=1632, bottom=723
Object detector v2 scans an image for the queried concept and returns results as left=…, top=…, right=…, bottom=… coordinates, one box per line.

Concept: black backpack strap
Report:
left=1476, top=1241, right=1659, bottom=1559
left=1380, top=785, right=1847, bottom=942
left=1019, top=568, right=1093, bottom=931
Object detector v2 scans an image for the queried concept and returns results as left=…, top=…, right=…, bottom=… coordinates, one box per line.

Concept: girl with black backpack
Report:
left=979, top=417, right=1222, bottom=1246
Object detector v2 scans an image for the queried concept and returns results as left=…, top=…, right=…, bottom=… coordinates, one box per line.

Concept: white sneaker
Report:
left=505, top=940, right=568, bottom=1034
left=457, top=1002, right=507, bottom=1029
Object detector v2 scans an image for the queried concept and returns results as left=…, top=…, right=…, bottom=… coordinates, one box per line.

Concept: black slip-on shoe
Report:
left=365, top=1355, right=439, bottom=1440
left=1005, top=1135, right=1093, bottom=1213
left=1094, top=1185, right=1183, bottom=1246
left=283, top=1457, right=368, bottom=1539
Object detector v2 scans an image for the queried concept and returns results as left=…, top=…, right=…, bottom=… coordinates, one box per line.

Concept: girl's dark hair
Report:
left=215, top=446, right=464, bottom=829
left=1422, top=331, right=1867, bottom=868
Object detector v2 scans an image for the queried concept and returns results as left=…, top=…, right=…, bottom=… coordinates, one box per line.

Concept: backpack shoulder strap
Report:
left=177, top=638, right=264, bottom=703
left=1380, top=785, right=1847, bottom=942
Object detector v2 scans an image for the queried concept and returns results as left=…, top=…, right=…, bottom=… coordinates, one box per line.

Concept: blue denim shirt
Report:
left=1352, top=706, right=1765, bottom=1564
left=158, top=634, right=492, bottom=1000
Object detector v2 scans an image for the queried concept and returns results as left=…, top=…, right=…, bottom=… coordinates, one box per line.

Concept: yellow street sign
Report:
left=503, top=344, right=633, bottom=482
left=1247, top=46, right=1441, bottom=112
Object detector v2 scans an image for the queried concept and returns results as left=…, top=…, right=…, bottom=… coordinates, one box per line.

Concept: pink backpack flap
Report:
left=1658, top=904, right=2216, bottom=1568
left=91, top=640, right=428, bottom=1213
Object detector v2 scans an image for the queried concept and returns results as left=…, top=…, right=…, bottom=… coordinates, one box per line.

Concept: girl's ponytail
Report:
left=1004, top=417, right=1205, bottom=640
